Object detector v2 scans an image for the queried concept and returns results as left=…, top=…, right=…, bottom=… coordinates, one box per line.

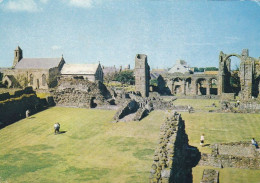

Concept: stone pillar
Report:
left=206, top=80, right=210, bottom=95
left=182, top=80, right=186, bottom=95
left=191, top=79, right=197, bottom=95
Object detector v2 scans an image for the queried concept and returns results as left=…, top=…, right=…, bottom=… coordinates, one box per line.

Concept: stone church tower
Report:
left=13, top=46, right=23, bottom=68
left=135, top=54, right=150, bottom=97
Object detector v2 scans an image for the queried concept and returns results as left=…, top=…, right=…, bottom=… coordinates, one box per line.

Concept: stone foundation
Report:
left=199, top=142, right=260, bottom=169
left=200, top=169, right=219, bottom=183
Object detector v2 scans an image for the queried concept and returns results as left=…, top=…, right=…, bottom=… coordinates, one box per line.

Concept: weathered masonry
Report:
left=135, top=54, right=150, bottom=97
left=162, top=49, right=260, bottom=100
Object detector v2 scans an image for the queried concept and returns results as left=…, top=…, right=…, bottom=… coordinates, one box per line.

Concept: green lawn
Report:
left=1, top=99, right=260, bottom=183
left=0, top=107, right=167, bottom=183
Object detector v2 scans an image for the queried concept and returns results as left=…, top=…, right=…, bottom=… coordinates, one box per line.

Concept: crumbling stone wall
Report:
left=113, top=100, right=139, bottom=122
left=199, top=142, right=260, bottom=169
left=51, top=78, right=111, bottom=108
left=0, top=87, right=44, bottom=128
left=133, top=107, right=149, bottom=121
left=149, top=112, right=200, bottom=183
left=200, top=169, right=219, bottom=183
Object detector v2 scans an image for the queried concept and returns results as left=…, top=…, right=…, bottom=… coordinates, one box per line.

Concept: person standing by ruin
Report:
left=200, top=134, right=205, bottom=146
left=26, top=109, right=30, bottom=118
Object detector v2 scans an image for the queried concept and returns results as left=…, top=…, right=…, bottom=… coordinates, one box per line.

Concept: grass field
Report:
left=1, top=99, right=260, bottom=182
left=0, top=107, right=167, bottom=183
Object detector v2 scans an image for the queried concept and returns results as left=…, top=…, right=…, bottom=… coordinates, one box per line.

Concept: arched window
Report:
left=30, top=74, right=33, bottom=85
left=42, top=74, right=46, bottom=86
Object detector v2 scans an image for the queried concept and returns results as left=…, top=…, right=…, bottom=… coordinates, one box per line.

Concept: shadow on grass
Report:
left=55, top=131, right=67, bottom=135
left=203, top=144, right=211, bottom=147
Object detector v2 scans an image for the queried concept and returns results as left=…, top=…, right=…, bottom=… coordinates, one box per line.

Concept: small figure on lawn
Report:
left=251, top=138, right=259, bottom=148
left=54, top=123, right=60, bottom=134
left=200, top=134, right=205, bottom=146
left=26, top=109, right=30, bottom=118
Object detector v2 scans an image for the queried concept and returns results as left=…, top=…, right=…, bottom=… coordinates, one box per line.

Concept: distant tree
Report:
left=114, top=70, right=135, bottom=84
left=205, top=67, right=218, bottom=71
left=198, top=68, right=205, bottom=72
left=150, top=79, right=158, bottom=86
left=193, top=67, right=199, bottom=72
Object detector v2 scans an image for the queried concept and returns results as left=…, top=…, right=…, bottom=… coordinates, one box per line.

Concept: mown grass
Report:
left=0, top=107, right=167, bottom=183
left=175, top=99, right=260, bottom=183
left=1, top=99, right=260, bottom=182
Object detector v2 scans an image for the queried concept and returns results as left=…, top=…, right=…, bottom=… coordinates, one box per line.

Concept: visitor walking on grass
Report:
left=54, top=123, right=60, bottom=134
left=251, top=138, right=259, bottom=148
left=200, top=134, right=205, bottom=146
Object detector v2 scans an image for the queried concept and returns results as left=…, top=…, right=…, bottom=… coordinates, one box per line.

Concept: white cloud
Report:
left=51, top=45, right=62, bottom=50
left=69, top=0, right=93, bottom=8
left=253, top=0, right=260, bottom=7
left=0, top=0, right=3, bottom=4
left=4, top=0, right=38, bottom=12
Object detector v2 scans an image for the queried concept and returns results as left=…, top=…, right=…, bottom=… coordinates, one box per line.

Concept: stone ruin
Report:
left=0, top=87, right=52, bottom=128
left=135, top=54, right=150, bottom=97
left=220, top=100, right=260, bottom=113
left=199, top=141, right=260, bottom=169
left=113, top=92, right=192, bottom=122
left=200, top=169, right=219, bottom=183
left=149, top=112, right=200, bottom=183
left=50, top=77, right=112, bottom=108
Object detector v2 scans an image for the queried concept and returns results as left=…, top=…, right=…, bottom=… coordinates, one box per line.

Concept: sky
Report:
left=0, top=0, right=260, bottom=70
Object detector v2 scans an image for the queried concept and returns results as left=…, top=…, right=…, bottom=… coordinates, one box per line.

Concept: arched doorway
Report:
left=172, top=77, right=183, bottom=95
left=219, top=52, right=242, bottom=96
left=196, top=78, right=207, bottom=95
left=209, top=78, right=218, bottom=95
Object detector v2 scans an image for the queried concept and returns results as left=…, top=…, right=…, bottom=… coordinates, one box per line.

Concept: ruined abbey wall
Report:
left=51, top=78, right=111, bottom=108
left=0, top=87, right=44, bottom=128
left=149, top=112, right=200, bottom=183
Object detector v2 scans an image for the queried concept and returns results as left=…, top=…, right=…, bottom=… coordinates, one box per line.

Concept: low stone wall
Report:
left=0, top=87, right=46, bottom=128
left=177, top=95, right=220, bottom=100
left=221, top=93, right=235, bottom=100
left=149, top=112, right=200, bottom=183
left=200, top=169, right=219, bottom=183
left=133, top=107, right=149, bottom=121
left=199, top=142, right=260, bottom=169
left=239, top=102, right=260, bottom=113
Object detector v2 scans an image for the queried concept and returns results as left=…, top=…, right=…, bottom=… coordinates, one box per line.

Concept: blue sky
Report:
left=0, top=0, right=260, bottom=69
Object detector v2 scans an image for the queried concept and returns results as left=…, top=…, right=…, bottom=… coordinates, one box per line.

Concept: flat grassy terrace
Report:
left=0, top=107, right=167, bottom=183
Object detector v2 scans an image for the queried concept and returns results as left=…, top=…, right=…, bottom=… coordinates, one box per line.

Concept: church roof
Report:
left=15, top=58, right=63, bottom=69
left=61, top=63, right=100, bottom=75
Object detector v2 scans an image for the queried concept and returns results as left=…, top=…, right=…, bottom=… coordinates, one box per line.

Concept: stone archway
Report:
left=218, top=49, right=254, bottom=99
left=172, top=77, right=183, bottom=95
left=208, top=78, right=218, bottom=95
left=196, top=78, right=207, bottom=95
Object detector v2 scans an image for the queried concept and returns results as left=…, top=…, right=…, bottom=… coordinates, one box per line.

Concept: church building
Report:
left=2, top=46, right=104, bottom=90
